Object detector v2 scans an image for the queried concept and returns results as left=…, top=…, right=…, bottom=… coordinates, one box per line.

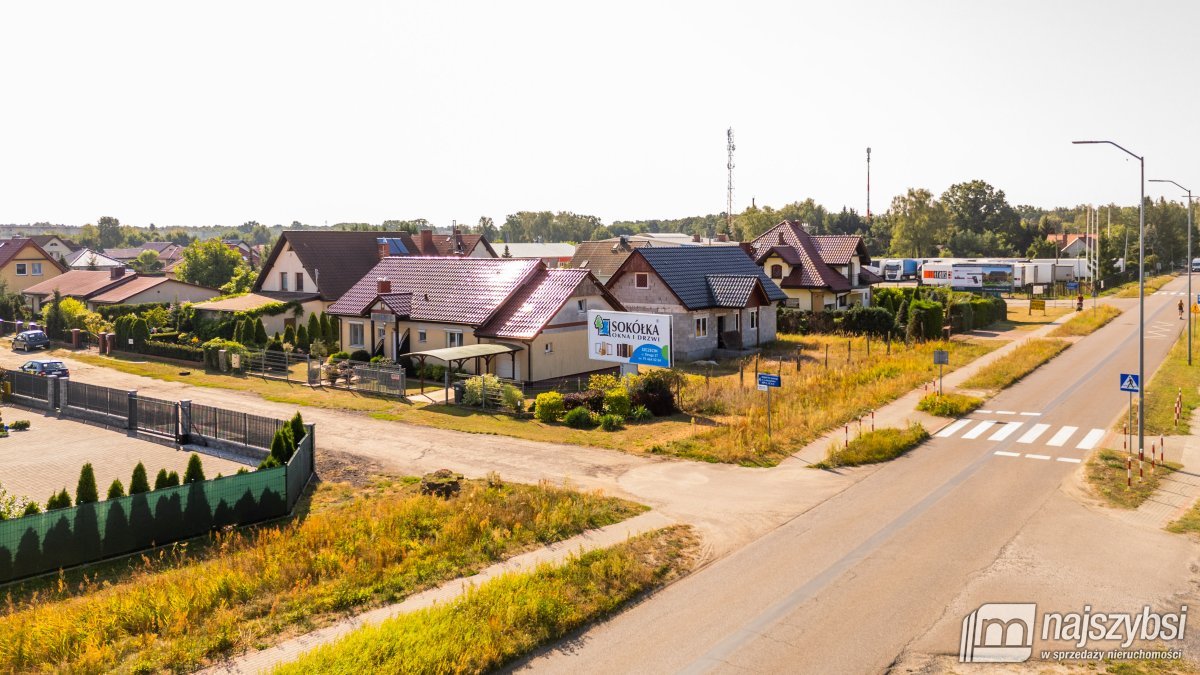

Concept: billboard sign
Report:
left=951, top=264, right=1013, bottom=293
left=587, top=310, right=672, bottom=368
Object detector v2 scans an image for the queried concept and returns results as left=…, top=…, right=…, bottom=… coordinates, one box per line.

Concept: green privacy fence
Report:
left=0, top=427, right=314, bottom=585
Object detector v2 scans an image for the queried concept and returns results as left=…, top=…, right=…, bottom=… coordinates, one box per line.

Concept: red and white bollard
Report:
left=1127, top=456, right=1132, bottom=488
left=871, top=410, right=875, bottom=432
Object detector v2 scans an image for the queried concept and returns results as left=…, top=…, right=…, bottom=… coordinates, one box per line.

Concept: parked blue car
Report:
left=12, top=330, right=50, bottom=352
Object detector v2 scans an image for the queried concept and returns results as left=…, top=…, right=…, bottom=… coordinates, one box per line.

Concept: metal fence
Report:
left=137, top=395, right=180, bottom=441
left=318, top=358, right=407, bottom=397
left=240, top=349, right=310, bottom=382
left=61, top=380, right=130, bottom=427
left=6, top=370, right=51, bottom=409
left=190, top=403, right=284, bottom=451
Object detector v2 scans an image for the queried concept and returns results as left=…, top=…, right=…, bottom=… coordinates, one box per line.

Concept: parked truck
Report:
left=881, top=258, right=920, bottom=281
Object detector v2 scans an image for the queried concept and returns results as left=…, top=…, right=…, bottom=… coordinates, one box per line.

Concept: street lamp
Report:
left=1149, top=178, right=1193, bottom=365
left=1073, top=140, right=1145, bottom=460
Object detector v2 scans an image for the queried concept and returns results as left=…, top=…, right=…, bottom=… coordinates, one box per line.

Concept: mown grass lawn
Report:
left=813, top=423, right=929, bottom=469
left=274, top=525, right=698, bottom=675
left=0, top=477, right=643, bottom=674
left=1113, top=273, right=1175, bottom=298
left=995, top=304, right=1072, bottom=332
left=1137, top=328, right=1200, bottom=435
left=960, top=338, right=1069, bottom=392
left=1086, top=449, right=1180, bottom=509
left=1048, top=304, right=1122, bottom=337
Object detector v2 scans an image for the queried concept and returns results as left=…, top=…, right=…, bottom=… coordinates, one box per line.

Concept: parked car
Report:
left=12, top=330, right=50, bottom=352
left=18, top=359, right=69, bottom=378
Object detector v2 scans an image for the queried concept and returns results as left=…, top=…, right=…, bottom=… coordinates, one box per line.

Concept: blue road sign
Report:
left=757, top=373, right=781, bottom=388
left=1119, top=373, right=1140, bottom=393
left=1066, top=282, right=1079, bottom=291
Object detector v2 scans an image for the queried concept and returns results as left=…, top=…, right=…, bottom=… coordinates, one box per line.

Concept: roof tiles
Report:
left=619, top=247, right=786, bottom=310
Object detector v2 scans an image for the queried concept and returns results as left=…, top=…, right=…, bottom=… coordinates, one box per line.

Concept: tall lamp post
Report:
left=1073, top=140, right=1145, bottom=459
left=1149, top=178, right=1193, bottom=365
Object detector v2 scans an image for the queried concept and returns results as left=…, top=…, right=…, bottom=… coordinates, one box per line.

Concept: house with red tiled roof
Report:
left=748, top=221, right=879, bottom=311
left=1045, top=233, right=1095, bottom=258
left=328, top=257, right=623, bottom=383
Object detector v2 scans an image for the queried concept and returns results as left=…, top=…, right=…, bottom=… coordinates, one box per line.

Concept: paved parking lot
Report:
left=0, top=406, right=251, bottom=506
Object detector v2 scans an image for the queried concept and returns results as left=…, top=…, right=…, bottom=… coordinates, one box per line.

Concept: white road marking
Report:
left=936, top=419, right=972, bottom=438
left=1019, top=412, right=1042, bottom=416
left=988, top=422, right=1023, bottom=441
left=1056, top=457, right=1082, bottom=463
left=962, top=420, right=997, bottom=439
left=1017, top=424, right=1051, bottom=444
left=1076, top=428, right=1105, bottom=450
left=995, top=410, right=1017, bottom=415
left=977, top=410, right=994, bottom=414
left=1025, top=454, right=1051, bottom=460
left=994, top=451, right=1021, bottom=457
left=1047, top=426, right=1078, bottom=447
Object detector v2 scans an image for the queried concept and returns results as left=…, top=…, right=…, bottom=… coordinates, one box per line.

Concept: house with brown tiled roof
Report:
left=749, top=221, right=878, bottom=311
left=328, top=257, right=623, bottom=384
left=22, top=268, right=219, bottom=312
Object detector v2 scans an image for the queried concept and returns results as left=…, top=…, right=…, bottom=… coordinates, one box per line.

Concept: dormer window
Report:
left=770, top=264, right=783, bottom=279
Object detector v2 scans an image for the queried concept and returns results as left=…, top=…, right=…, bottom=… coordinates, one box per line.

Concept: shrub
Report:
left=254, top=318, right=268, bottom=345
left=154, top=469, right=170, bottom=490
left=419, top=469, right=463, bottom=499
left=628, top=405, right=653, bottom=423
left=841, top=305, right=895, bottom=337
left=906, top=300, right=943, bottom=341
left=284, top=324, right=296, bottom=346
left=107, top=480, right=125, bottom=499
left=46, top=488, right=71, bottom=510
left=631, top=369, right=680, bottom=416
left=9, top=420, right=29, bottom=431
left=130, top=462, right=150, bottom=494
left=307, top=313, right=321, bottom=348
left=268, top=427, right=295, bottom=465
left=598, top=413, right=624, bottom=431
left=563, top=389, right=604, bottom=413
left=916, top=392, right=984, bottom=417
left=564, top=406, right=597, bottom=429
left=534, top=392, right=565, bottom=422
left=349, top=349, right=371, bottom=363
left=462, top=374, right=502, bottom=406
left=22, top=502, right=39, bottom=516
left=289, top=412, right=306, bottom=447
left=76, top=463, right=99, bottom=504
left=603, top=387, right=632, bottom=418
left=201, top=338, right=247, bottom=370
left=327, top=351, right=351, bottom=364
left=587, top=373, right=620, bottom=391
left=183, top=453, right=206, bottom=483
left=501, top=385, right=525, bottom=413
left=259, top=455, right=282, bottom=469
left=296, top=324, right=309, bottom=351
left=141, top=339, right=205, bottom=362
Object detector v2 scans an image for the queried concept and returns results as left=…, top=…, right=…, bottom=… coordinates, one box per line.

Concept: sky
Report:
left=1, top=0, right=1198, bottom=229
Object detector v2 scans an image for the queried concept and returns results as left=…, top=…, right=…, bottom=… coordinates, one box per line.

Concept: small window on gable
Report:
left=15, top=264, right=26, bottom=276
left=770, top=264, right=783, bottom=279
left=544, top=342, right=553, bottom=353
left=296, top=272, right=304, bottom=291
left=280, top=271, right=289, bottom=291
left=577, top=299, right=586, bottom=312
left=750, top=309, right=758, bottom=328
left=31, top=263, right=42, bottom=276
left=418, top=329, right=427, bottom=343
left=634, top=273, right=649, bottom=289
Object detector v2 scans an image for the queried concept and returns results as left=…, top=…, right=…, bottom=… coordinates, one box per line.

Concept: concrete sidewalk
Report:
left=199, top=509, right=676, bottom=674
left=1118, top=409, right=1200, bottom=529
left=784, top=309, right=1080, bottom=466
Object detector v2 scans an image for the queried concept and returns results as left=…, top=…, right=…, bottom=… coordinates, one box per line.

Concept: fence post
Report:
left=179, top=400, right=191, bottom=443
left=57, top=378, right=67, bottom=418
left=127, top=390, right=138, bottom=432
left=47, top=377, right=59, bottom=414
left=244, top=413, right=250, bottom=448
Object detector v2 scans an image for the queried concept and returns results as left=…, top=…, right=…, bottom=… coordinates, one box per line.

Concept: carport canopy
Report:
left=403, top=342, right=525, bottom=402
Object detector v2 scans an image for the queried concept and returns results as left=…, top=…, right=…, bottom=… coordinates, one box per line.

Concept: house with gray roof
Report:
left=749, top=221, right=879, bottom=310
left=604, top=246, right=786, bottom=361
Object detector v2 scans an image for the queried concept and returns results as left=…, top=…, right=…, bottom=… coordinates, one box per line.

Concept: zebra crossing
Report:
left=1158, top=291, right=1188, bottom=296
left=934, top=414, right=1105, bottom=452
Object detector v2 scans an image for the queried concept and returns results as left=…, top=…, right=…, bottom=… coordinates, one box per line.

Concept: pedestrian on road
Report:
left=1180, top=298, right=1186, bottom=320
left=1077, top=294, right=1084, bottom=311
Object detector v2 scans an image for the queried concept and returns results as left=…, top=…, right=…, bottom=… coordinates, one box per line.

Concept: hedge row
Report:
left=139, top=340, right=205, bottom=363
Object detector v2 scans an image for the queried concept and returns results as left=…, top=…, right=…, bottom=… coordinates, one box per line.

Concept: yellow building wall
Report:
left=1, top=248, right=63, bottom=295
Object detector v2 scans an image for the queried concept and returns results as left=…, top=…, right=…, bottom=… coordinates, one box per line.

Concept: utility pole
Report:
left=726, top=128, right=735, bottom=239
left=866, top=147, right=872, bottom=221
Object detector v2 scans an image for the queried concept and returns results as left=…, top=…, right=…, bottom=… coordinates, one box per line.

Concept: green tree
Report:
left=130, top=462, right=150, bottom=494
left=44, top=290, right=66, bottom=340
left=288, top=411, right=305, bottom=448
left=175, top=239, right=244, bottom=288
left=888, top=188, right=948, bottom=258
left=941, top=180, right=1022, bottom=253
left=97, top=216, right=123, bottom=250
left=107, top=479, right=125, bottom=499
left=296, top=323, right=309, bottom=350
left=476, top=216, right=497, bottom=239
left=46, top=488, right=71, bottom=510
left=128, top=249, right=163, bottom=274
left=307, top=313, right=320, bottom=346
left=284, top=324, right=296, bottom=346
left=254, top=317, right=268, bottom=345
left=183, top=453, right=205, bottom=483
left=219, top=265, right=257, bottom=295
left=154, top=468, right=170, bottom=490
left=75, top=463, right=99, bottom=504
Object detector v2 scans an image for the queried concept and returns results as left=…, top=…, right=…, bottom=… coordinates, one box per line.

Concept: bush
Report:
left=284, top=325, right=296, bottom=346
left=563, top=389, right=605, bottom=413
left=9, top=420, right=29, bottom=431
left=349, top=349, right=371, bottom=363
left=587, top=373, right=620, bottom=391
left=534, top=392, right=565, bottom=422
left=76, top=463, right=99, bottom=504
left=840, top=305, right=895, bottom=337
left=201, top=338, right=247, bottom=370
left=603, top=387, right=632, bottom=418
left=631, top=369, right=680, bottom=416
left=130, top=463, right=150, bottom=494
left=289, top=412, right=306, bottom=448
left=183, top=453, right=206, bottom=483
left=598, top=413, right=624, bottom=431
left=46, top=488, right=72, bottom=510
left=818, top=423, right=930, bottom=468
left=327, top=351, right=351, bottom=364
left=906, top=300, right=943, bottom=341
left=107, top=480, right=125, bottom=499
left=916, top=392, right=984, bottom=417
left=501, top=385, right=525, bottom=413
left=254, top=318, right=268, bottom=345
left=628, top=405, right=653, bottom=423
left=564, top=406, right=597, bottom=429
left=141, top=339, right=205, bottom=362
left=462, top=374, right=502, bottom=406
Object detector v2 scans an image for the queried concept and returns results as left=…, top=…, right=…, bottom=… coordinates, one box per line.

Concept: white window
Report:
left=695, top=316, right=708, bottom=338
left=577, top=299, right=586, bottom=312
left=348, top=322, right=365, bottom=347
left=544, top=342, right=553, bottom=353
left=279, top=271, right=289, bottom=291
left=418, top=329, right=427, bottom=343
left=750, top=309, right=758, bottom=329
left=14, top=264, right=26, bottom=276
left=447, top=331, right=464, bottom=348
left=634, top=273, right=649, bottom=289
left=30, top=263, right=42, bottom=276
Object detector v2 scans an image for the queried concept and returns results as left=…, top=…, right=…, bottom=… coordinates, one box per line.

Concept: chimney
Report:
left=420, top=229, right=434, bottom=254
left=716, top=233, right=729, bottom=242
left=376, top=277, right=391, bottom=294
left=692, top=233, right=701, bottom=242
left=376, top=238, right=389, bottom=260
left=110, top=267, right=126, bottom=280
left=739, top=242, right=756, bottom=258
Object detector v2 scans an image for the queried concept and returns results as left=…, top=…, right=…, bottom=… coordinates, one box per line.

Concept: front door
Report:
left=716, top=315, right=726, bottom=348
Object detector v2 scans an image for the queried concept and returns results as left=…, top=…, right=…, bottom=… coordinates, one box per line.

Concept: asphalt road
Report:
left=518, top=280, right=1197, bottom=674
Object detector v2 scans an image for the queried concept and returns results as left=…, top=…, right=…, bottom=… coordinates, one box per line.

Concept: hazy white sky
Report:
left=1, top=1, right=1197, bottom=228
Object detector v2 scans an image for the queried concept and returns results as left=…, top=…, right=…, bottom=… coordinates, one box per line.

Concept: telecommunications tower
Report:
left=726, top=128, right=735, bottom=237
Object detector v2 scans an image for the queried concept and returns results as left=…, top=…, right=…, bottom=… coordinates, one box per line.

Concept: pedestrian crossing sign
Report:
left=1119, top=374, right=1140, bottom=393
